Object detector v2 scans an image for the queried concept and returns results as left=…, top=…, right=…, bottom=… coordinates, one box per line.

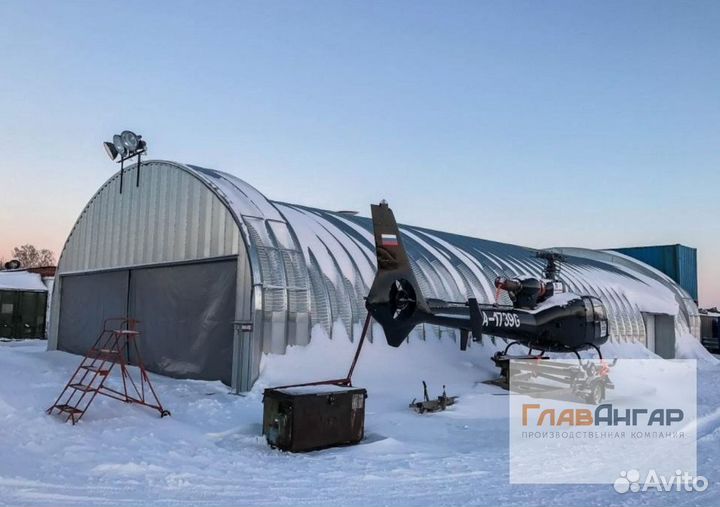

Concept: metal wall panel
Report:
left=612, top=245, right=698, bottom=301
left=676, top=246, right=699, bottom=302
left=57, top=162, right=240, bottom=275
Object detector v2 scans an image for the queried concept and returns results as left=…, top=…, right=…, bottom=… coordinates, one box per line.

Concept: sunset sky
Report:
left=1, top=1, right=718, bottom=306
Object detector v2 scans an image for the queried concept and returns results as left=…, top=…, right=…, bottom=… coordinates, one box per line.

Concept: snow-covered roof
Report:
left=53, top=160, right=700, bottom=362
left=0, top=271, right=48, bottom=292
left=184, top=163, right=697, bottom=349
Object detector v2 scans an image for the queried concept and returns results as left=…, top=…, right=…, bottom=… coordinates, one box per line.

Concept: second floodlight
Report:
left=113, top=134, right=127, bottom=158
left=120, top=130, right=140, bottom=152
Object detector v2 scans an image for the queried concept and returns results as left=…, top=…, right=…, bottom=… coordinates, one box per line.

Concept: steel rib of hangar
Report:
left=48, top=161, right=701, bottom=391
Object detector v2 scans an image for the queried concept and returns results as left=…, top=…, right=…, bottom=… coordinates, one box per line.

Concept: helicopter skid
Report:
left=488, top=350, right=614, bottom=404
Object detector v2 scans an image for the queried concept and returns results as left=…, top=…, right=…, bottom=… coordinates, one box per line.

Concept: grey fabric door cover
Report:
left=128, top=260, right=237, bottom=384
left=58, top=270, right=129, bottom=355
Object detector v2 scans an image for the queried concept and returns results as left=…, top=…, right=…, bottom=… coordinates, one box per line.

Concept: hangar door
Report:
left=57, top=259, right=237, bottom=384
left=58, top=270, right=129, bottom=354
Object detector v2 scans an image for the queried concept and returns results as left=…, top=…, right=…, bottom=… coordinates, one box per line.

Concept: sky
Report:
left=0, top=1, right=718, bottom=306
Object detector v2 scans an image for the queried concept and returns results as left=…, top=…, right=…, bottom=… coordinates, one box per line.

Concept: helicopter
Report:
left=364, top=201, right=610, bottom=368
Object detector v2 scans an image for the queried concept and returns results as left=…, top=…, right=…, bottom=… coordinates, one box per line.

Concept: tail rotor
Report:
left=365, top=202, right=430, bottom=346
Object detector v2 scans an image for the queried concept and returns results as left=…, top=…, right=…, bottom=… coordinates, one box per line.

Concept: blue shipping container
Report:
left=611, top=244, right=698, bottom=301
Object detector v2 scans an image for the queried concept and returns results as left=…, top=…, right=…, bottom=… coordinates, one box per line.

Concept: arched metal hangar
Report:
left=48, top=161, right=700, bottom=391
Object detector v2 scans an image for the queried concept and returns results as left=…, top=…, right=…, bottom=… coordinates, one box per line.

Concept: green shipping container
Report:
left=0, top=289, right=48, bottom=339
left=611, top=244, right=698, bottom=301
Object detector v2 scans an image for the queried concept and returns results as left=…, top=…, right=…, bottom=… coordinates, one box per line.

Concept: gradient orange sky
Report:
left=1, top=1, right=718, bottom=307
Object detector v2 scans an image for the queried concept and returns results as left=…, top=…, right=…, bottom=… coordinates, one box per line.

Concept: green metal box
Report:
left=263, top=385, right=366, bottom=452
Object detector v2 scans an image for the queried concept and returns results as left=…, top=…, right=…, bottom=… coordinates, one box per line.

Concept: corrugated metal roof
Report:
left=187, top=164, right=697, bottom=348
left=51, top=161, right=701, bottom=364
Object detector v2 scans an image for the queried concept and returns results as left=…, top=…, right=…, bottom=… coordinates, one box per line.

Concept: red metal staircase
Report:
left=47, top=318, right=170, bottom=424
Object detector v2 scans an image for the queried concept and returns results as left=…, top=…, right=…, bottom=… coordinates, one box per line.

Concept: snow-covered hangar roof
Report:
left=48, top=160, right=700, bottom=391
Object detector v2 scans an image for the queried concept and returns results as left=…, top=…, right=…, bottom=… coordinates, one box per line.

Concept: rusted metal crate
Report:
left=263, top=385, right=367, bottom=452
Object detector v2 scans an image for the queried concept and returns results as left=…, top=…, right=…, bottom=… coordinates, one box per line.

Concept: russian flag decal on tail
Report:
left=381, top=233, right=399, bottom=246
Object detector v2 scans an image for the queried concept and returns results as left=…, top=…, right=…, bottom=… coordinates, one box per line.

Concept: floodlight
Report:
left=105, top=129, right=148, bottom=193
left=120, top=130, right=140, bottom=152
left=4, top=259, right=21, bottom=270
left=103, top=141, right=118, bottom=161
left=113, top=134, right=127, bottom=157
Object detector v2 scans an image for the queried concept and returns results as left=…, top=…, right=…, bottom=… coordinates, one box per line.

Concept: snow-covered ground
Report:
left=1, top=335, right=719, bottom=507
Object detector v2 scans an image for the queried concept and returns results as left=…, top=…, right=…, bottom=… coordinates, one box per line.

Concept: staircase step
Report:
left=54, top=404, right=83, bottom=415
left=88, top=349, right=121, bottom=360
left=69, top=383, right=97, bottom=393
left=80, top=365, right=110, bottom=375
left=91, top=348, right=120, bottom=355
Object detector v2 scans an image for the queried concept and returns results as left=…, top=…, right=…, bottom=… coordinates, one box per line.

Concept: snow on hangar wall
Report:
left=48, top=161, right=701, bottom=391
